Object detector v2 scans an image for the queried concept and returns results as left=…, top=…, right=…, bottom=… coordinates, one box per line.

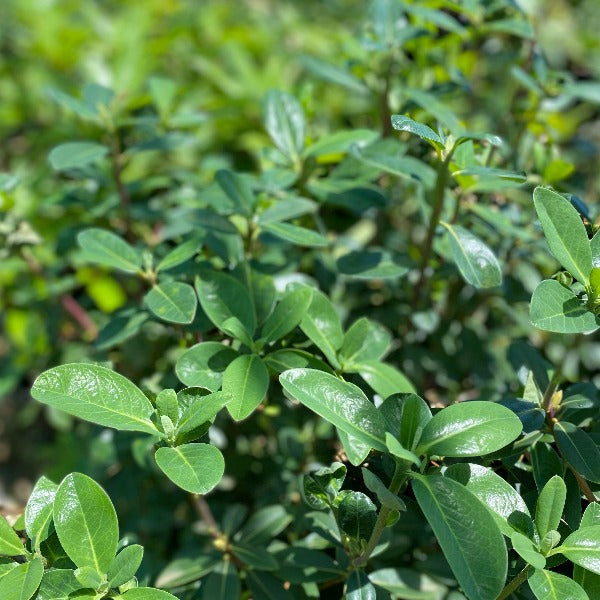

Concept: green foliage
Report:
left=2, top=0, right=600, bottom=598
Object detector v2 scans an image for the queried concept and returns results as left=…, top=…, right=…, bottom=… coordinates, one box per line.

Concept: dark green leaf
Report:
left=337, top=250, right=408, bottom=280
left=379, top=393, right=432, bottom=451
left=346, top=569, right=376, bottom=600
left=215, top=169, right=255, bottom=217
left=339, top=317, right=391, bottom=366
left=535, top=475, right=566, bottom=539
left=338, top=492, right=377, bottom=541
left=529, top=569, right=588, bottom=600
left=260, top=287, right=313, bottom=344
left=554, top=421, right=600, bottom=483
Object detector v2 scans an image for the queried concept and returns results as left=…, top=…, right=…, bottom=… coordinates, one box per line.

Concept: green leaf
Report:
left=299, top=288, right=343, bottom=368
left=530, top=279, right=600, bottom=333
left=369, top=568, right=446, bottom=599
left=260, top=287, right=313, bottom=344
left=535, top=475, right=567, bottom=539
left=176, top=390, right=231, bottom=435
left=200, top=560, right=241, bottom=600
left=380, top=393, right=432, bottom=451
left=412, top=474, right=507, bottom=600
left=445, top=463, right=531, bottom=537
left=534, top=187, right=593, bottom=284
left=258, top=196, right=317, bottom=224
left=175, top=342, right=237, bottom=391
left=300, top=55, right=369, bottom=95
left=145, top=281, right=197, bottom=324
left=362, top=468, right=406, bottom=512
left=123, top=588, right=179, bottom=600
left=391, top=115, right=444, bottom=151
left=237, top=505, right=292, bottom=544
left=337, top=428, right=372, bottom=466
left=156, top=389, right=179, bottom=424
left=452, top=166, right=526, bottom=183
left=336, top=250, right=408, bottom=280
left=149, top=76, right=177, bottom=117
left=275, top=546, right=343, bottom=584
left=338, top=491, right=377, bottom=542
left=351, top=361, right=415, bottom=399
left=555, top=526, right=600, bottom=574
left=581, top=503, right=600, bottom=528
left=0, top=514, right=25, bottom=556
left=34, top=568, right=80, bottom=600
left=31, top=363, right=158, bottom=434
left=263, top=348, right=332, bottom=373
left=279, top=368, right=386, bottom=452
left=264, top=90, right=305, bottom=163
left=302, top=462, right=346, bottom=510
left=304, top=129, right=378, bottom=158
left=528, top=569, right=588, bottom=600
left=346, top=570, right=376, bottom=600
left=262, top=221, right=328, bottom=247
left=215, top=169, right=255, bottom=217
left=246, top=571, right=293, bottom=599
left=0, top=558, right=43, bottom=600
left=246, top=267, right=277, bottom=327
left=53, top=473, right=118, bottom=573
left=230, top=543, right=278, bottom=571
left=574, top=564, right=600, bottom=599
left=108, top=544, right=144, bottom=587
left=417, top=401, right=523, bottom=457
left=339, top=318, right=391, bottom=366
left=195, top=271, right=256, bottom=335
left=222, top=354, right=269, bottom=421
left=155, top=443, right=225, bottom=494
left=49, top=142, right=109, bottom=170
left=511, top=532, right=545, bottom=569
left=77, top=228, right=142, bottom=273
left=74, top=565, right=103, bottom=589
left=385, top=433, right=421, bottom=467
left=442, top=223, right=502, bottom=288
left=591, top=231, right=600, bottom=267
left=24, top=476, right=57, bottom=548
left=554, top=421, right=600, bottom=483
left=156, top=237, right=201, bottom=272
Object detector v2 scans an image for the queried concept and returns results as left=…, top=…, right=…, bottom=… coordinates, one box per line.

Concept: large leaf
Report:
left=77, top=228, right=142, bottom=273
left=175, top=342, right=237, bottom=391
left=145, top=281, right=197, bottom=324
left=31, top=363, right=158, bottom=434
left=554, top=421, right=600, bottom=483
left=346, top=570, right=376, bottom=600
left=200, top=560, right=241, bottom=600
left=412, top=475, right=507, bottom=600
left=24, top=476, right=58, bottom=548
left=34, top=569, right=80, bottom=600
left=0, top=558, right=43, bottom=600
left=108, top=544, right=144, bottom=587
left=53, top=473, right=118, bottom=573
left=279, top=368, right=386, bottom=451
left=530, top=279, right=600, bottom=333
left=416, top=401, right=522, bottom=457
left=442, top=223, right=502, bottom=288
left=556, top=526, right=600, bottom=574
left=49, top=141, right=109, bottom=170
left=222, top=354, right=269, bottom=421
left=352, top=361, right=415, bottom=398
left=529, top=569, right=588, bottom=600
left=259, top=287, right=313, bottom=344
left=155, top=443, right=224, bottom=494
left=534, top=187, right=593, bottom=284
left=264, top=90, right=305, bottom=164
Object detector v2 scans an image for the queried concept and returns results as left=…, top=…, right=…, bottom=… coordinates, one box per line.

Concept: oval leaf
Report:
left=0, top=558, right=43, bottom=600
left=49, top=142, right=109, bottom=170
left=529, top=568, right=588, bottom=600
left=264, top=90, right=305, bottom=163
left=24, top=476, right=58, bottom=548
left=557, top=526, right=600, bottom=574
left=260, top=287, right=313, bottom=344
left=108, top=544, right=144, bottom=587
left=0, top=514, right=25, bottom=557
left=554, top=421, right=600, bottom=483
left=222, top=354, right=270, bottom=421
left=145, top=281, right=197, bottom=324
left=175, top=342, right=237, bottom=391
left=77, top=228, right=142, bottom=273
left=262, top=222, right=328, bottom=247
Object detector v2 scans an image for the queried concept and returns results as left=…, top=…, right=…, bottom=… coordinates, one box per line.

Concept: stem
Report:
left=568, top=465, right=598, bottom=503
left=541, top=368, right=562, bottom=413
left=353, top=464, right=408, bottom=567
left=192, top=495, right=221, bottom=539
left=109, top=133, right=132, bottom=239
left=496, top=566, right=530, bottom=600
left=61, top=295, right=98, bottom=338
left=411, top=152, right=453, bottom=307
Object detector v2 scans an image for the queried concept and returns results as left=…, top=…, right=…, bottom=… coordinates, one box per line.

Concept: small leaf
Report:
left=31, top=363, right=158, bottom=434
left=346, top=570, right=376, bottom=600
left=417, top=401, right=523, bottom=457
left=0, top=514, right=25, bottom=556
left=77, top=228, right=142, bottom=273
left=362, top=468, right=406, bottom=512
left=262, top=221, right=328, bottom=247
left=215, top=170, right=255, bottom=217
left=176, top=390, right=231, bottom=435
left=145, top=281, right=197, bottom=324
left=369, top=568, right=445, bottom=599
left=175, top=342, right=237, bottom=391
left=53, top=473, right=118, bottom=573
left=301, top=462, right=347, bottom=510
left=351, top=361, right=415, bottom=399
left=337, top=250, right=408, bottom=280
left=222, top=355, right=269, bottom=421
left=534, top=187, right=593, bottom=284
left=391, top=115, right=443, bottom=151
left=529, top=569, right=588, bottom=600
left=49, top=142, right=109, bottom=170
left=260, top=287, right=313, bottom=344
left=156, top=237, right=201, bottom=272
left=555, top=526, right=600, bottom=574
left=339, top=317, right=391, bottom=365
left=554, top=421, right=600, bottom=483
left=304, top=129, right=378, bottom=158
left=385, top=433, right=421, bottom=467
left=24, top=476, right=58, bottom=548
left=0, top=558, right=43, bottom=600
left=338, top=492, right=377, bottom=541
left=442, top=222, right=502, bottom=288
left=155, top=443, right=225, bottom=494
left=246, top=571, right=293, bottom=599
left=380, top=393, right=432, bottom=452
left=237, top=505, right=292, bottom=544
left=412, top=474, right=507, bottom=600
left=535, top=475, right=567, bottom=539
left=280, top=368, right=386, bottom=452
left=108, top=544, right=144, bottom=587
left=123, top=589, right=179, bottom=600
left=264, top=90, right=305, bottom=164
left=511, top=532, right=545, bottom=569
left=230, top=543, right=278, bottom=570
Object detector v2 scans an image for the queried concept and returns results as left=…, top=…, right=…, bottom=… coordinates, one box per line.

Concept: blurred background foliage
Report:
left=1, top=0, right=600, bottom=590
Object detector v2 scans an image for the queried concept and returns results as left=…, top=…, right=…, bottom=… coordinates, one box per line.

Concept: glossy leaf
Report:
left=385, top=433, right=421, bottom=467
left=155, top=443, right=225, bottom=494
left=534, top=187, right=593, bottom=284
left=175, top=342, right=237, bottom=391
left=339, top=317, right=391, bottom=366
left=264, top=90, right=305, bottom=163
left=0, top=558, right=43, bottom=600
left=0, top=514, right=25, bottom=556
left=49, top=141, right=109, bottom=170
left=145, top=281, right=197, bottom=324
left=346, top=569, right=376, bottom=600
left=200, top=560, right=241, bottom=600
left=31, top=363, right=158, bottom=434
left=338, top=491, right=377, bottom=541
left=556, top=526, right=600, bottom=574
left=280, top=368, right=386, bottom=451
left=554, top=421, right=600, bottom=483
left=222, top=354, right=269, bottom=421
left=352, top=361, right=415, bottom=399
left=77, top=228, right=142, bottom=273
left=511, top=532, right=545, bottom=569
left=123, top=589, right=179, bottom=600
left=260, top=287, right=313, bottom=344
left=362, top=468, right=406, bottom=511
left=108, top=544, right=144, bottom=587
left=529, top=569, right=588, bottom=600
left=412, top=474, right=507, bottom=600
left=535, top=475, right=567, bottom=539
left=417, top=401, right=522, bottom=457
left=53, top=473, right=118, bottom=573
left=34, top=569, right=80, bottom=600
left=380, top=393, right=432, bottom=451
left=24, top=476, right=57, bottom=548
left=391, top=115, right=444, bottom=151
left=176, top=390, right=231, bottom=435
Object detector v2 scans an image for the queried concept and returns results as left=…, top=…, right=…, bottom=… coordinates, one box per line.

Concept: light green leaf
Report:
left=352, top=360, right=415, bottom=399
left=222, top=354, right=269, bottom=421
left=511, top=532, right=545, bottom=569
left=385, top=433, right=421, bottom=467
left=530, top=279, right=600, bottom=333
left=279, top=368, right=386, bottom=452
left=337, top=428, right=372, bottom=466
left=260, top=287, right=313, bottom=344
left=452, top=166, right=526, bottom=183
left=145, top=281, right=197, bottom=324
left=529, top=568, right=588, bottom=600
left=412, top=475, right=507, bottom=600
left=155, top=443, right=225, bottom=494
left=108, top=544, right=144, bottom=587
left=31, top=363, right=158, bottom=434
left=123, top=588, right=180, bottom=600
left=262, top=222, right=328, bottom=247
left=258, top=196, right=317, bottom=224
left=369, top=568, right=446, bottom=599
left=77, top=228, right=142, bottom=273
left=0, top=515, right=25, bottom=557
left=591, top=231, right=600, bottom=267
left=299, top=288, right=343, bottom=368
left=156, top=237, right=201, bottom=272
left=176, top=390, right=231, bottom=435
left=175, top=342, right=237, bottom=391
left=219, top=316, right=254, bottom=348
left=442, top=223, right=502, bottom=288
left=535, top=475, right=567, bottom=539
left=554, top=422, right=600, bottom=483
left=34, top=568, right=80, bottom=600
left=417, top=401, right=522, bottom=457
left=24, top=476, right=58, bottom=548
left=346, top=569, right=376, bottom=600
left=237, top=505, right=292, bottom=544
left=304, top=129, right=378, bottom=158
left=555, top=526, right=600, bottom=574
left=264, top=90, right=305, bottom=164
left=49, top=142, right=109, bottom=170
left=391, top=115, right=444, bottom=151
left=53, top=473, right=118, bottom=573
left=0, top=558, right=43, bottom=600
left=534, top=187, right=593, bottom=284
left=149, top=76, right=177, bottom=117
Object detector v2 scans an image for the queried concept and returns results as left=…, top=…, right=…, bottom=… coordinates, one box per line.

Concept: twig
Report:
left=496, top=566, right=530, bottom=600
left=60, top=295, right=98, bottom=338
